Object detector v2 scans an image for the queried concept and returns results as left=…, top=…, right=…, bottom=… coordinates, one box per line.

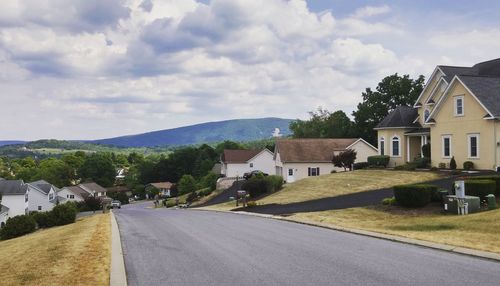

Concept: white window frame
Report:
left=454, top=95, right=464, bottom=116
left=391, top=136, right=401, bottom=157
left=424, top=109, right=431, bottom=122
left=442, top=135, right=452, bottom=158
left=249, top=163, right=254, bottom=168
left=38, top=206, right=42, bottom=211
left=379, top=137, right=385, bottom=155
left=308, top=167, right=320, bottom=177
left=467, top=133, right=480, bottom=159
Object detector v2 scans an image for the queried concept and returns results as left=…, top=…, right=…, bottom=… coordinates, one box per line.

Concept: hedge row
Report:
left=367, top=155, right=390, bottom=167
left=464, top=179, right=496, bottom=200
left=466, top=175, right=500, bottom=196
left=242, top=175, right=284, bottom=198
left=393, top=184, right=437, bottom=208
left=0, top=203, right=78, bottom=240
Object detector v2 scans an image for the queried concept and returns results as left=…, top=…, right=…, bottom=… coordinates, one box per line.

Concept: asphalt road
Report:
left=114, top=202, right=500, bottom=286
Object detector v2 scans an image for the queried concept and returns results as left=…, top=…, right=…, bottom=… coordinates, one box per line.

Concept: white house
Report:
left=28, top=180, right=58, bottom=212
left=220, top=149, right=275, bottom=178
left=274, top=138, right=378, bottom=183
left=0, top=180, right=29, bottom=218
left=145, top=182, right=173, bottom=197
left=58, top=186, right=88, bottom=202
left=0, top=205, right=9, bottom=227
left=79, top=182, right=107, bottom=198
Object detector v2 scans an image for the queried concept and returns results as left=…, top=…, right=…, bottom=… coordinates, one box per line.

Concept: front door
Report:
left=287, top=168, right=295, bottom=183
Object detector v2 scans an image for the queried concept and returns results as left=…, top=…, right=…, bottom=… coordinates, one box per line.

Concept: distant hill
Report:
left=0, top=141, right=26, bottom=147
left=92, top=118, right=293, bottom=147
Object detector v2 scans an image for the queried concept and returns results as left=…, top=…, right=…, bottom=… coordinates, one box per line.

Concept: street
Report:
left=115, top=202, right=500, bottom=286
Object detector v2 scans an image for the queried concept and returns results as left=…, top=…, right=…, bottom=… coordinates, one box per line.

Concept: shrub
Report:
left=31, top=211, right=55, bottom=228
left=330, top=170, right=337, bottom=174
left=430, top=167, right=438, bottom=171
left=450, top=156, right=457, bottom=170
left=467, top=175, right=500, bottom=196
left=413, top=157, right=430, bottom=168
left=367, top=155, right=390, bottom=167
left=84, top=196, right=102, bottom=212
left=438, top=163, right=446, bottom=169
left=353, top=162, right=369, bottom=170
left=246, top=201, right=257, bottom=208
left=186, top=191, right=198, bottom=203
left=0, top=215, right=36, bottom=240
left=394, top=163, right=417, bottom=171
left=393, top=184, right=436, bottom=208
left=201, top=173, right=218, bottom=191
left=381, top=197, right=396, bottom=205
left=51, top=203, right=78, bottom=226
left=332, top=149, right=357, bottom=171
left=266, top=175, right=284, bottom=192
left=108, top=191, right=129, bottom=205
left=242, top=177, right=273, bottom=198
left=463, top=161, right=474, bottom=170
left=432, top=188, right=449, bottom=202
left=178, top=175, right=197, bottom=195
left=464, top=179, right=496, bottom=200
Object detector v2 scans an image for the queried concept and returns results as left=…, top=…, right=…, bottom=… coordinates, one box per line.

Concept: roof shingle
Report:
left=276, top=138, right=359, bottom=163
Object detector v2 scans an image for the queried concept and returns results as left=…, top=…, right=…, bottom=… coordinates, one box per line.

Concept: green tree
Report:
left=215, top=141, right=244, bottom=154
left=290, top=108, right=353, bottom=138
left=79, top=153, right=116, bottom=187
left=32, top=158, right=73, bottom=187
left=352, top=73, right=425, bottom=144
left=332, top=149, right=357, bottom=171
left=61, top=153, right=85, bottom=182
left=177, top=175, right=197, bottom=195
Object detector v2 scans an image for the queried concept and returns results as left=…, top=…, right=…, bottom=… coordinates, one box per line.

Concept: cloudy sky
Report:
left=1, top=0, right=500, bottom=140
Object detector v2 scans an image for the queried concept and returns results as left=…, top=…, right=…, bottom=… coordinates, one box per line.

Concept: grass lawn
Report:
left=258, top=170, right=440, bottom=205
left=0, top=213, right=111, bottom=286
left=290, top=205, right=500, bottom=253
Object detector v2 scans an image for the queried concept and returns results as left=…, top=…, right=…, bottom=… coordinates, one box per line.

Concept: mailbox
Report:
left=454, top=180, right=465, bottom=198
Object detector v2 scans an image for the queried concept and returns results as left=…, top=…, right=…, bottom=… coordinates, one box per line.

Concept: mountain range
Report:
left=91, top=117, right=292, bottom=147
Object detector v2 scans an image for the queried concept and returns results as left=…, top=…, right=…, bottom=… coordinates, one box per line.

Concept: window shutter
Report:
left=308, top=168, right=311, bottom=176
left=317, top=167, right=320, bottom=176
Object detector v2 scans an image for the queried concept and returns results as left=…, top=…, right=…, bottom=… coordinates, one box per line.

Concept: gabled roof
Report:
left=29, top=180, right=54, bottom=195
left=276, top=138, right=359, bottom=163
left=457, top=75, right=500, bottom=117
left=374, top=106, right=420, bottom=129
left=0, top=204, right=9, bottom=214
left=80, top=182, right=107, bottom=194
left=0, top=180, right=28, bottom=195
left=221, top=149, right=268, bottom=163
left=63, top=186, right=90, bottom=199
left=146, top=182, right=173, bottom=189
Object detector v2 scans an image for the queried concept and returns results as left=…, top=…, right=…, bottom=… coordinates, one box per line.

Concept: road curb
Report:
left=110, top=211, right=128, bottom=286
left=193, top=208, right=500, bottom=263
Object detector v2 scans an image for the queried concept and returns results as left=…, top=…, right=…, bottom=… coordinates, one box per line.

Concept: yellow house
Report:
left=375, top=58, right=500, bottom=170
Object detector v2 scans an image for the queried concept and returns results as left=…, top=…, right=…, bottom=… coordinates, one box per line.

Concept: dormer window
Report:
left=424, top=109, right=430, bottom=121
left=454, top=95, right=464, bottom=116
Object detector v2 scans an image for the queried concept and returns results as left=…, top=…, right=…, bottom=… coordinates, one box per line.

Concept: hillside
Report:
left=0, top=141, right=26, bottom=147
left=91, top=117, right=292, bottom=147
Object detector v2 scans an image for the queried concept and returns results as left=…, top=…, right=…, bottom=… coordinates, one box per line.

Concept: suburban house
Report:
left=274, top=138, right=378, bottom=182
left=58, top=185, right=89, bottom=202
left=375, top=58, right=500, bottom=170
left=145, top=182, right=173, bottom=197
left=220, top=149, right=275, bottom=178
left=0, top=205, right=8, bottom=227
left=28, top=180, right=58, bottom=212
left=0, top=180, right=28, bottom=217
left=79, top=182, right=108, bottom=198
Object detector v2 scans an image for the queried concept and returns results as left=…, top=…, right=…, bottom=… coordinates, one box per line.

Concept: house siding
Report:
left=58, top=188, right=84, bottom=202
left=377, top=129, right=409, bottom=167
left=223, top=151, right=275, bottom=178
left=28, top=186, right=55, bottom=213
left=281, top=162, right=338, bottom=182
left=430, top=81, right=496, bottom=170
left=2, top=195, right=27, bottom=217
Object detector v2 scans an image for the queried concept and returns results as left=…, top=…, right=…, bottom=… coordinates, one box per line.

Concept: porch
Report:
left=404, top=128, right=430, bottom=163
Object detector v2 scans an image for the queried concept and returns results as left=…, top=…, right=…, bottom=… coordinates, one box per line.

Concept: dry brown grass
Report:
left=0, top=213, right=111, bottom=286
left=291, top=205, right=500, bottom=253
left=258, top=170, right=440, bottom=205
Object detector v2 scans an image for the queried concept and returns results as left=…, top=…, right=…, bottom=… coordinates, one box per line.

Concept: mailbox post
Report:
left=454, top=180, right=468, bottom=215
left=236, top=190, right=247, bottom=207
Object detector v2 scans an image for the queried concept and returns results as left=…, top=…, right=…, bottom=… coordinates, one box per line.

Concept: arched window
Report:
left=379, top=137, right=385, bottom=155
left=391, top=136, right=400, bottom=157
left=424, top=109, right=430, bottom=121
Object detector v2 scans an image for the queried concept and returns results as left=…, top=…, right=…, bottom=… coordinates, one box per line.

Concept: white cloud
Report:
left=351, top=5, right=391, bottom=18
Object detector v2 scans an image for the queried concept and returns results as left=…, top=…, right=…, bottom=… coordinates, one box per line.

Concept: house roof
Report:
left=375, top=106, right=420, bottom=129
left=0, top=180, right=27, bottom=195
left=276, top=138, right=359, bottom=163
left=64, top=185, right=91, bottom=199
left=29, top=180, right=53, bottom=195
left=221, top=149, right=263, bottom=163
left=107, top=186, right=132, bottom=193
left=0, top=204, right=8, bottom=214
left=146, top=182, right=173, bottom=190
left=457, top=75, right=500, bottom=117
left=80, top=182, right=107, bottom=194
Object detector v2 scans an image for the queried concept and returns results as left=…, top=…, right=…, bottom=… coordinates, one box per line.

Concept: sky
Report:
left=1, top=0, right=500, bottom=140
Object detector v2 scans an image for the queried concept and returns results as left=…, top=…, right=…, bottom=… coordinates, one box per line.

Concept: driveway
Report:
left=114, top=202, right=500, bottom=286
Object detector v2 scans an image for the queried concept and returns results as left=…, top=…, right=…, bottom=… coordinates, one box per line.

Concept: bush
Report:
left=367, top=155, right=390, bottom=167
left=0, top=215, right=36, bottom=240
left=467, top=175, right=500, bottom=196
left=178, top=175, right=197, bottom=195
left=381, top=197, right=396, bottom=205
left=438, top=163, right=446, bottom=169
left=201, top=173, right=218, bottom=191
left=242, top=177, right=273, bottom=198
left=464, top=179, right=496, bottom=200
left=108, top=191, right=129, bottom=205
left=84, top=196, right=102, bottom=212
left=266, top=175, right=283, bottom=192
left=450, top=156, right=457, bottom=170
left=430, top=167, right=438, bottom=171
left=353, top=162, right=369, bottom=170
left=463, top=161, right=474, bottom=170
left=330, top=170, right=337, bottom=173
left=246, top=201, right=257, bottom=208
left=394, top=163, right=417, bottom=171
left=186, top=191, right=198, bottom=203
left=393, top=184, right=436, bottom=208
left=51, top=203, right=78, bottom=226
left=31, top=211, right=56, bottom=228
left=432, top=188, right=449, bottom=202
left=413, top=157, right=430, bottom=168
left=421, top=143, right=431, bottom=158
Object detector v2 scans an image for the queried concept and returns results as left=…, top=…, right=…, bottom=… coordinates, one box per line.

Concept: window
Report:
left=379, top=137, right=385, bottom=155
left=49, top=193, right=54, bottom=200
left=288, top=169, right=293, bottom=176
left=424, top=109, right=430, bottom=121
left=468, top=134, right=479, bottom=158
left=308, top=167, right=320, bottom=176
left=442, top=135, right=452, bottom=158
left=249, top=163, right=254, bottom=168
left=25, top=193, right=28, bottom=202
left=391, top=136, right=400, bottom=157
left=38, top=206, right=42, bottom=211
left=454, top=96, right=464, bottom=116
left=69, top=195, right=75, bottom=199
